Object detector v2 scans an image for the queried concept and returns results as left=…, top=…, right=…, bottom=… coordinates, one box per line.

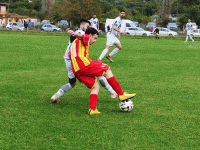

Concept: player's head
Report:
left=119, top=10, right=126, bottom=18
left=79, top=19, right=91, bottom=31
left=85, top=27, right=99, bottom=45
left=93, top=14, right=96, bottom=18
left=188, top=19, right=191, bottom=23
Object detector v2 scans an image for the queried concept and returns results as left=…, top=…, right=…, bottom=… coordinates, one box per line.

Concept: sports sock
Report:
left=189, top=36, right=194, bottom=41
left=99, top=48, right=109, bottom=60
left=56, top=83, right=72, bottom=98
left=56, top=89, right=65, bottom=98
left=107, top=76, right=124, bottom=96
left=109, top=48, right=119, bottom=57
left=185, top=36, right=188, bottom=42
left=90, top=94, right=98, bottom=110
left=61, top=83, right=72, bottom=92
left=98, top=76, right=115, bottom=95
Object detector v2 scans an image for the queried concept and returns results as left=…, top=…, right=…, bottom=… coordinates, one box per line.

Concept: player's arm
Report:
left=68, top=30, right=82, bottom=40
left=113, top=24, right=126, bottom=34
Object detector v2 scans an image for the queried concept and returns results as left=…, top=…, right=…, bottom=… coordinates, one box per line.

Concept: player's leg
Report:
left=98, top=45, right=111, bottom=62
left=106, top=37, right=121, bottom=62
left=103, top=70, right=136, bottom=101
left=185, top=35, right=188, bottom=42
left=51, top=59, right=76, bottom=103
left=108, top=43, right=121, bottom=57
left=88, top=82, right=101, bottom=115
left=97, top=76, right=117, bottom=99
left=189, top=36, right=194, bottom=42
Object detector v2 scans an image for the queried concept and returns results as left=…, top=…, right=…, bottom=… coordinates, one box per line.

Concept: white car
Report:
left=191, top=29, right=200, bottom=37
left=6, top=22, right=13, bottom=30
left=41, top=24, right=61, bottom=32
left=126, top=27, right=152, bottom=36
left=7, top=22, right=25, bottom=31
left=153, top=27, right=178, bottom=36
left=191, top=23, right=198, bottom=29
left=167, top=23, right=178, bottom=30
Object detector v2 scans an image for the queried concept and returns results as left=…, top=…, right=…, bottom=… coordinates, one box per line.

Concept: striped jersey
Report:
left=63, top=30, right=85, bottom=60
left=186, top=22, right=193, bottom=31
left=109, top=16, right=123, bottom=36
left=70, top=34, right=91, bottom=73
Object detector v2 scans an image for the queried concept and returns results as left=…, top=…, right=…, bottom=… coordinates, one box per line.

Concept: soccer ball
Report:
left=119, top=99, right=134, bottom=112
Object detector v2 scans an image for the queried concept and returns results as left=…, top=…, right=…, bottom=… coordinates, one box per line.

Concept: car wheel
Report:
left=142, top=33, right=147, bottom=36
left=41, top=29, right=44, bottom=31
left=169, top=34, right=172, bottom=36
left=53, top=29, right=57, bottom=32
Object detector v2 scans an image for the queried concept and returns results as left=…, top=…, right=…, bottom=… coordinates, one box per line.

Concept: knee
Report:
left=70, top=82, right=76, bottom=88
left=118, top=46, right=122, bottom=50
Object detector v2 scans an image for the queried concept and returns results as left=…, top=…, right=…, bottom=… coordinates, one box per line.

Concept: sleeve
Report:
left=82, top=34, right=90, bottom=46
left=97, top=19, right=99, bottom=23
left=114, top=18, right=119, bottom=26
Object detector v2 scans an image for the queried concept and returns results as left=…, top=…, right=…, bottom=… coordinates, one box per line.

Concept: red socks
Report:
left=107, top=76, right=124, bottom=96
left=90, top=94, right=98, bottom=110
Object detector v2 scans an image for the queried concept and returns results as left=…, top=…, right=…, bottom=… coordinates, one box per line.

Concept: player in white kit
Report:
left=51, top=19, right=117, bottom=103
left=184, top=19, right=194, bottom=42
left=90, top=14, right=99, bottom=31
left=97, top=10, right=126, bottom=63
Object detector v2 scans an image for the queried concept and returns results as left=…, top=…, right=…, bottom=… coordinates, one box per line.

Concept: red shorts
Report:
left=75, top=60, right=110, bottom=89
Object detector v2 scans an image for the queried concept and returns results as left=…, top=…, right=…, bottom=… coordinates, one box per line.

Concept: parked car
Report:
left=41, top=20, right=50, bottom=25
left=191, top=23, right=198, bottom=29
left=41, top=24, right=61, bottom=32
left=126, top=27, right=152, bottom=36
left=191, top=29, right=200, bottom=37
left=6, top=22, right=13, bottom=29
left=153, top=27, right=178, bottom=36
left=133, top=21, right=139, bottom=27
left=60, top=20, right=69, bottom=27
left=167, top=23, right=178, bottom=30
left=146, top=22, right=157, bottom=30
left=8, top=22, right=25, bottom=31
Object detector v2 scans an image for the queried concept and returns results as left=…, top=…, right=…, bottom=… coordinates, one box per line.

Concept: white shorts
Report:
left=187, top=30, right=191, bottom=36
left=64, top=58, right=75, bottom=79
left=106, top=33, right=120, bottom=46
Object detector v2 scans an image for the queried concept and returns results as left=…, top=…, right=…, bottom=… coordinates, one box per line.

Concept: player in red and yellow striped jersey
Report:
left=68, top=27, right=136, bottom=115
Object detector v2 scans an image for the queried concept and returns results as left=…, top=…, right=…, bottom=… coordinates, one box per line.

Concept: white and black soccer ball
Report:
left=119, top=99, right=134, bottom=112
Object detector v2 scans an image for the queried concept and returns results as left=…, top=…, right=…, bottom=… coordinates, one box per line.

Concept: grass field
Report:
left=0, top=31, right=199, bottom=149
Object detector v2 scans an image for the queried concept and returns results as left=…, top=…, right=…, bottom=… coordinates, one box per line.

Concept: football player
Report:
left=184, top=19, right=194, bottom=42
left=68, top=27, right=136, bottom=115
left=51, top=20, right=117, bottom=103
left=97, top=10, right=126, bottom=63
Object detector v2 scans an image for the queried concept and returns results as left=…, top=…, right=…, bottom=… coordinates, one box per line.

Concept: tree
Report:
left=50, top=0, right=102, bottom=25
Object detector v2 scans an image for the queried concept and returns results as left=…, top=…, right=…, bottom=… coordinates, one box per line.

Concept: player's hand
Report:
left=68, top=30, right=75, bottom=36
left=121, top=31, right=126, bottom=35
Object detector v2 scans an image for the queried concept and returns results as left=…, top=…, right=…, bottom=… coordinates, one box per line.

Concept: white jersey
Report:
left=186, top=22, right=193, bottom=31
left=90, top=18, right=99, bottom=30
left=63, top=30, right=85, bottom=59
left=109, top=16, right=123, bottom=36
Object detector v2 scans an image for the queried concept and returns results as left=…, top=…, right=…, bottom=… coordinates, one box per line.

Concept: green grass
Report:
left=0, top=30, right=199, bottom=149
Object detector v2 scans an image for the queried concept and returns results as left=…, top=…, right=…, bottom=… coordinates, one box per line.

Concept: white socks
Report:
left=56, top=83, right=72, bottom=98
left=98, top=76, right=115, bottom=95
left=99, top=48, right=109, bottom=60
left=109, top=48, right=119, bottom=57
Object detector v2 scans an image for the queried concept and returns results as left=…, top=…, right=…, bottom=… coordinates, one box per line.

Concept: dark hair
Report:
left=79, top=19, right=91, bottom=26
left=120, top=10, right=125, bottom=13
left=85, top=27, right=99, bottom=35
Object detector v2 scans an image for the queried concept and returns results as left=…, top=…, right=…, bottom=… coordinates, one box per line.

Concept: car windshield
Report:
left=139, top=28, right=144, bottom=31
left=52, top=25, right=57, bottom=28
left=168, top=23, right=176, bottom=26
